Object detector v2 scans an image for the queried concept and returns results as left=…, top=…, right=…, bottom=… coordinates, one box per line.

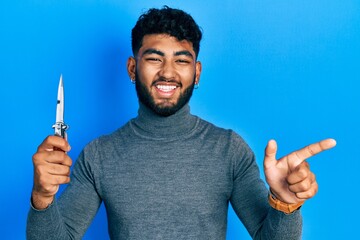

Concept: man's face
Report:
left=128, top=34, right=202, bottom=116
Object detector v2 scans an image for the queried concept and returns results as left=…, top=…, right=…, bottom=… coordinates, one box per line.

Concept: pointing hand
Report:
left=264, top=138, right=336, bottom=204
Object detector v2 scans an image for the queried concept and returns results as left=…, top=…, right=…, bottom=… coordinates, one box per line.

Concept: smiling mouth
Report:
left=155, top=84, right=178, bottom=92
left=152, top=79, right=181, bottom=96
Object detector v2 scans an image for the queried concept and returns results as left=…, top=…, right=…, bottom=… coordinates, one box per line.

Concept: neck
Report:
left=131, top=102, right=198, bottom=139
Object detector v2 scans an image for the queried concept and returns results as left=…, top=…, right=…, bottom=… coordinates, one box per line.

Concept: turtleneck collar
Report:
left=130, top=102, right=199, bottom=140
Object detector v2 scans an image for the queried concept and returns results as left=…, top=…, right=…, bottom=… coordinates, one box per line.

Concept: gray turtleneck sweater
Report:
left=27, top=103, right=302, bottom=239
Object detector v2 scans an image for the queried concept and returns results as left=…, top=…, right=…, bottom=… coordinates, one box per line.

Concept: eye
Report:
left=176, top=59, right=191, bottom=64
left=146, top=57, right=162, bottom=62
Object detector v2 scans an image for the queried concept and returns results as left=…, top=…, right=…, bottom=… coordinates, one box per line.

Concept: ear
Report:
left=195, top=61, right=202, bottom=84
left=127, top=57, right=136, bottom=80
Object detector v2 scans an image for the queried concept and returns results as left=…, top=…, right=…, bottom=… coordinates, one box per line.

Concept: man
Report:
left=27, top=6, right=336, bottom=239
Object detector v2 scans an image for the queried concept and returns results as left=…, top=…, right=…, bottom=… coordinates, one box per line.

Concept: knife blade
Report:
left=52, top=74, right=69, bottom=138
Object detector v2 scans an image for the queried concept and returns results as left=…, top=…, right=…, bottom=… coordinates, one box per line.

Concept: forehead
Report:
left=139, top=34, right=195, bottom=56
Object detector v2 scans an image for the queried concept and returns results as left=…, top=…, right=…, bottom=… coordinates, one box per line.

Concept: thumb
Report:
left=264, top=139, right=278, bottom=169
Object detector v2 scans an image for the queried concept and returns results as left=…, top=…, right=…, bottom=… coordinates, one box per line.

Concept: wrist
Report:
left=31, top=191, right=54, bottom=210
left=268, top=190, right=304, bottom=214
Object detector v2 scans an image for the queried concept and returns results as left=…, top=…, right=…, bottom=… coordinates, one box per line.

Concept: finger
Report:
left=35, top=174, right=70, bottom=194
left=295, top=181, right=318, bottom=200
left=288, top=172, right=315, bottom=193
left=39, top=173, right=70, bottom=186
left=287, top=162, right=310, bottom=184
left=294, top=138, right=336, bottom=161
left=46, top=163, right=71, bottom=176
left=33, top=182, right=59, bottom=196
left=33, top=151, right=72, bottom=167
left=37, top=135, right=71, bottom=152
left=48, top=175, right=71, bottom=185
left=264, top=139, right=278, bottom=169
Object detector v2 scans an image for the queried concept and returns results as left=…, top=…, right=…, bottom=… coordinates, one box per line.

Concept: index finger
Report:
left=295, top=138, right=337, bottom=161
left=37, top=135, right=71, bottom=152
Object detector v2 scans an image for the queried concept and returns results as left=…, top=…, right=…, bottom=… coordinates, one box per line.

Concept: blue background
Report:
left=1, top=1, right=359, bottom=239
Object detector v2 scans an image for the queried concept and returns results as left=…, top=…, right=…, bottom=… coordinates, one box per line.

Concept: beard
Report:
left=135, top=72, right=196, bottom=117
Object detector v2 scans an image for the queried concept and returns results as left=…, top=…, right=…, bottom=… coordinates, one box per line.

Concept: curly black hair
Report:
left=131, top=6, right=202, bottom=58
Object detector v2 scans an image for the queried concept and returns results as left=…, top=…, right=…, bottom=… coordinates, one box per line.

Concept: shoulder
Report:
left=78, top=122, right=131, bottom=159
left=194, top=116, right=254, bottom=158
left=197, top=116, right=251, bottom=146
left=87, top=123, right=128, bottom=148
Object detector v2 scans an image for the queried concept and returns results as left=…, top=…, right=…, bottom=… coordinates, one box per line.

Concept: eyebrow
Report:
left=174, top=50, right=194, bottom=59
left=142, top=48, right=164, bottom=57
left=142, top=48, right=194, bottom=59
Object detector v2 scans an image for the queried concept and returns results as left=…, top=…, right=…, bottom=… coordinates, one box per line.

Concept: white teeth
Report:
left=156, top=85, right=177, bottom=92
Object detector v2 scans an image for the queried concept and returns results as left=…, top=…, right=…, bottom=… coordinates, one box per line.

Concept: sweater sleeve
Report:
left=26, top=142, right=102, bottom=239
left=229, top=138, right=302, bottom=240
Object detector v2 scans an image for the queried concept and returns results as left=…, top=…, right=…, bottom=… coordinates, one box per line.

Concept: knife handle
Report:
left=53, top=122, right=69, bottom=151
left=53, top=122, right=68, bottom=137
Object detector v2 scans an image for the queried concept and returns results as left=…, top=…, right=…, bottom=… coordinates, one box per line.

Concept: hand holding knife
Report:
left=31, top=74, right=72, bottom=210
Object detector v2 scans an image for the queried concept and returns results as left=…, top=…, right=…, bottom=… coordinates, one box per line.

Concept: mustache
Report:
left=152, top=77, right=182, bottom=87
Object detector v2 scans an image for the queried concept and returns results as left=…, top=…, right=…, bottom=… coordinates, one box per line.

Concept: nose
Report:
left=159, top=60, right=176, bottom=80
